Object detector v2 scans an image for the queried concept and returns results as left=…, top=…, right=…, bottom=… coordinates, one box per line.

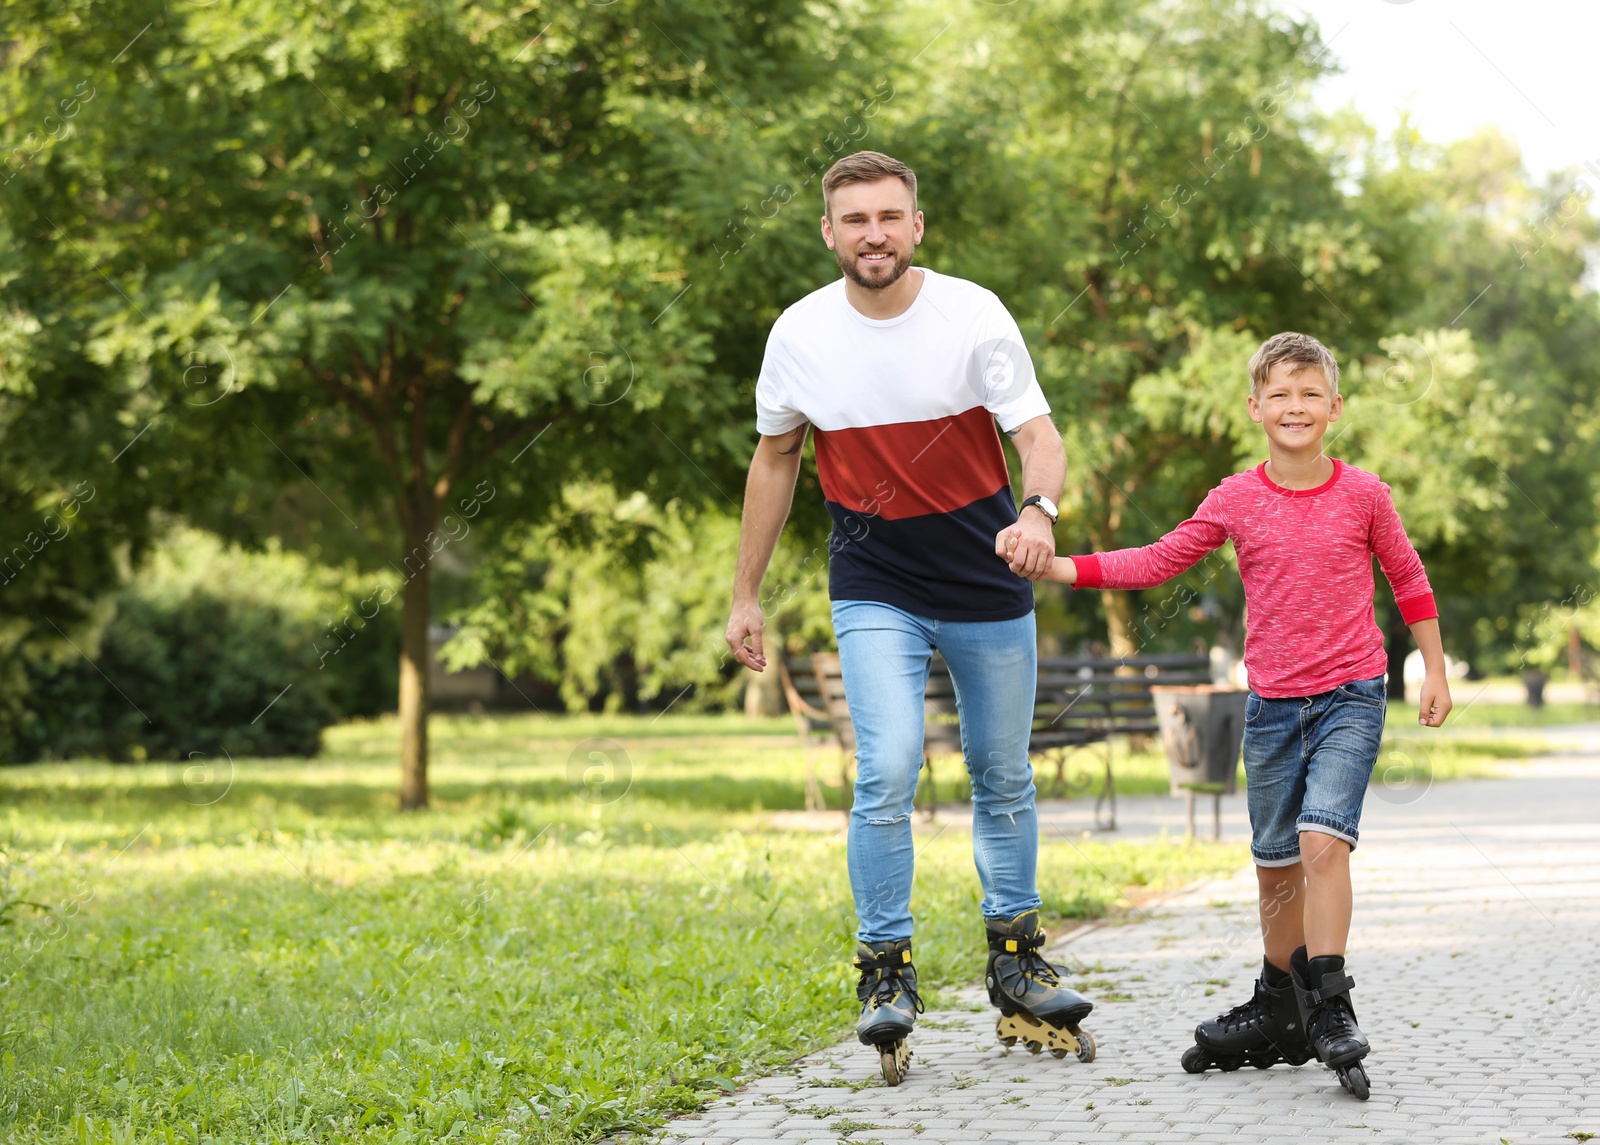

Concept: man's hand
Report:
left=996, top=506, right=1055, bottom=580
left=725, top=598, right=767, bottom=672
left=1418, top=672, right=1452, bottom=727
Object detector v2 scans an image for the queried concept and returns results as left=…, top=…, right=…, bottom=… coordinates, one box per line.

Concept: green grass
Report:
left=0, top=714, right=1247, bottom=1145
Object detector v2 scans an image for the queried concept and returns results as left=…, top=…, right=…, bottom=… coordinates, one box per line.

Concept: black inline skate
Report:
left=1290, top=945, right=1371, bottom=1100
left=1180, top=957, right=1313, bottom=1074
left=984, top=910, right=1096, bottom=1062
left=853, top=938, right=922, bottom=1085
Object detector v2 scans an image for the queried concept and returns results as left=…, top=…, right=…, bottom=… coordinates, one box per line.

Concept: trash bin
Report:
left=1150, top=685, right=1247, bottom=839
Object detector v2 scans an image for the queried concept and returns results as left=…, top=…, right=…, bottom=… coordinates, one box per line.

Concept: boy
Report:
left=1003, top=332, right=1451, bottom=1100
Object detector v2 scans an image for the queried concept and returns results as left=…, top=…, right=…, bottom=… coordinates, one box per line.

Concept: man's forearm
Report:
left=732, top=432, right=804, bottom=602
left=1014, top=419, right=1066, bottom=511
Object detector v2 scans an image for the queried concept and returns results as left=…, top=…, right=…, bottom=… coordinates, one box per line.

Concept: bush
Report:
left=7, top=528, right=400, bottom=762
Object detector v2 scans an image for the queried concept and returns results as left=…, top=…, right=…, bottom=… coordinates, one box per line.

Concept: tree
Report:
left=3, top=0, right=869, bottom=804
left=870, top=0, right=1399, bottom=654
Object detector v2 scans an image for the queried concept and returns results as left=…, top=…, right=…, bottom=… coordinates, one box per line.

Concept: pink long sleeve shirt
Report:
left=1072, top=461, right=1438, bottom=698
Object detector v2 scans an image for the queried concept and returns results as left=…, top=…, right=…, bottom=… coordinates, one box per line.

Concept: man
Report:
left=723, top=150, right=1094, bottom=1085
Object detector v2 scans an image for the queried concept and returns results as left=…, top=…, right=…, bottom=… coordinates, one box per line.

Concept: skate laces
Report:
left=1215, top=979, right=1271, bottom=1033
left=998, top=932, right=1062, bottom=994
left=863, top=966, right=924, bottom=1014
left=855, top=947, right=924, bottom=1013
left=1308, top=996, right=1358, bottom=1041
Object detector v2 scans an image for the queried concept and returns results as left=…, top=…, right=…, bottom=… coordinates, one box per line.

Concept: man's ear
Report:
left=913, top=209, right=925, bottom=245
left=820, top=215, right=836, bottom=250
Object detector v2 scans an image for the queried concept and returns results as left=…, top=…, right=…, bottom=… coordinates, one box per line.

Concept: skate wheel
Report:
left=1180, top=1044, right=1208, bottom=1074
left=1050, top=1047, right=1067, bottom=1059
left=878, top=1039, right=911, bottom=1087
left=1218, top=1057, right=1242, bottom=1072
left=1340, top=1062, right=1370, bottom=1101
left=998, top=1034, right=1017, bottom=1048
left=1026, top=1040, right=1043, bottom=1055
left=1073, top=1028, right=1096, bottom=1063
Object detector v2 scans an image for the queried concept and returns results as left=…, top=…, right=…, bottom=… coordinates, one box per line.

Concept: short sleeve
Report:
left=972, top=293, right=1050, bottom=432
left=754, top=326, right=808, bottom=436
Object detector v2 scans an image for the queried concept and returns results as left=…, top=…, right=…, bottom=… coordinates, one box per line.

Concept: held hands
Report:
left=997, top=525, right=1075, bottom=584
left=1417, top=673, right=1452, bottom=727
left=994, top=509, right=1055, bottom=581
left=725, top=599, right=767, bottom=672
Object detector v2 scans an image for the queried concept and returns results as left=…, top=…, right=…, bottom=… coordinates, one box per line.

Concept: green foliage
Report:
left=444, top=487, right=834, bottom=711
left=6, top=529, right=399, bottom=761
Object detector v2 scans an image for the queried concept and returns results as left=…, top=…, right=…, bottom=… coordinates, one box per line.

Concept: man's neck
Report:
left=1265, top=445, right=1334, bottom=490
left=843, top=266, right=925, bottom=320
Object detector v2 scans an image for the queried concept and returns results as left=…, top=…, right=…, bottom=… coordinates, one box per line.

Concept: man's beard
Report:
left=836, top=244, right=914, bottom=291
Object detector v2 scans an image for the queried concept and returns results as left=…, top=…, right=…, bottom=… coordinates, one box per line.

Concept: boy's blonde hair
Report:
left=1248, top=332, right=1340, bottom=397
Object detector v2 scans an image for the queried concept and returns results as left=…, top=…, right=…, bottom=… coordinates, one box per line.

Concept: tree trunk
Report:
left=744, top=664, right=786, bottom=718
left=1100, top=589, right=1140, bottom=659
left=1383, top=604, right=1410, bottom=700
left=398, top=549, right=431, bottom=810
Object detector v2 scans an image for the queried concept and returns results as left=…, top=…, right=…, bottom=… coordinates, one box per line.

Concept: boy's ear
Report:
left=1328, top=393, right=1343, bottom=422
left=1247, top=394, right=1263, bottom=424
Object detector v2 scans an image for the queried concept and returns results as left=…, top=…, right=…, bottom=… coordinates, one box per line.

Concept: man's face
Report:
left=1249, top=361, right=1342, bottom=450
left=820, top=178, right=923, bottom=291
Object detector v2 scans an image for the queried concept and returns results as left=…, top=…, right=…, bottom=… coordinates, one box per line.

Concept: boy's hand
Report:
left=996, top=512, right=1055, bottom=580
left=1418, top=673, right=1452, bottom=727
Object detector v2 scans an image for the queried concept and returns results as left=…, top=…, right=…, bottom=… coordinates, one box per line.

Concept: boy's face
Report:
left=1248, top=361, right=1341, bottom=452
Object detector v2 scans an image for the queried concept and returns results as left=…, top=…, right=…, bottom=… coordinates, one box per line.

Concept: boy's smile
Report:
left=1250, top=361, right=1342, bottom=458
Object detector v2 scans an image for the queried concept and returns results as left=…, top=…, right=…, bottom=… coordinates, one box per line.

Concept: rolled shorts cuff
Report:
left=1251, top=846, right=1305, bottom=868
left=1298, top=814, right=1360, bottom=850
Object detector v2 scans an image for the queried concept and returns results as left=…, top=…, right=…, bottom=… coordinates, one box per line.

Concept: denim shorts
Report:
left=1243, top=674, right=1387, bottom=866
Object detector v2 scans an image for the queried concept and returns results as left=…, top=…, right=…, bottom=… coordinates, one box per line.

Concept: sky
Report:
left=1277, top=0, right=1600, bottom=185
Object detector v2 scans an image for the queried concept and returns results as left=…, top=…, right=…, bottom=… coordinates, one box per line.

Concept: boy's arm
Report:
left=1001, top=485, right=1229, bottom=589
left=1369, top=483, right=1450, bottom=726
left=1410, top=617, right=1452, bottom=727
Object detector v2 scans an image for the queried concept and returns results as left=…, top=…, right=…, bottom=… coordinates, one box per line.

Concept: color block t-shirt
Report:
left=755, top=268, right=1051, bottom=621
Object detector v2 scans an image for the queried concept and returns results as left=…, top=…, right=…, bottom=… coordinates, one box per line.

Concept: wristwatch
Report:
left=1020, top=494, right=1059, bottom=524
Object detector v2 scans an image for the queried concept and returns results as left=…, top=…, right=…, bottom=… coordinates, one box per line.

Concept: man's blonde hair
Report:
left=1248, top=332, right=1340, bottom=397
left=822, top=151, right=918, bottom=217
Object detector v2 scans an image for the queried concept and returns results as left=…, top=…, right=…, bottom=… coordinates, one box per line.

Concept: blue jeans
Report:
left=1244, top=674, right=1388, bottom=866
left=832, top=599, right=1042, bottom=943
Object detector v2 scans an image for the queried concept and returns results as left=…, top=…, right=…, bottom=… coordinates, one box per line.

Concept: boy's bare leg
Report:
left=1257, top=863, right=1305, bottom=970
left=1300, top=830, right=1353, bottom=957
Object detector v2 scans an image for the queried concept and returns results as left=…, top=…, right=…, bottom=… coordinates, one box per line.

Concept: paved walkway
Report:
left=663, top=736, right=1600, bottom=1143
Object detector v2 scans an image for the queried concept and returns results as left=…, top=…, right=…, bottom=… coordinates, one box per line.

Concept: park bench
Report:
left=782, top=651, right=1212, bottom=829
left=781, top=652, right=958, bottom=817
